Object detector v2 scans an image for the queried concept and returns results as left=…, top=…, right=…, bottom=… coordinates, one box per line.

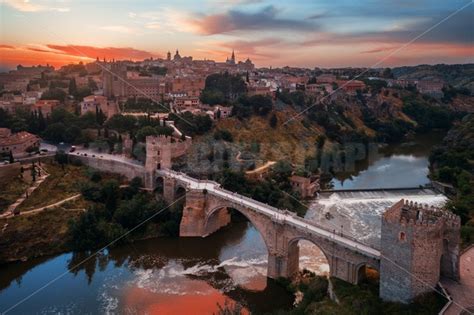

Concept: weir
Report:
left=307, top=189, right=448, bottom=249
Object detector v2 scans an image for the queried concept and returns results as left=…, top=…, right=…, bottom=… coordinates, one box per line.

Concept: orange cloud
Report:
left=46, top=44, right=160, bottom=60
left=0, top=44, right=160, bottom=69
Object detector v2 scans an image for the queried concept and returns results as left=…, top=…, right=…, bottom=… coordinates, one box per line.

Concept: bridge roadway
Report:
left=158, top=169, right=381, bottom=260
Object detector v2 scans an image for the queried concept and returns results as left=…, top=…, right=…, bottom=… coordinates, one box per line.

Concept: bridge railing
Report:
left=162, top=169, right=380, bottom=255
left=162, top=169, right=221, bottom=187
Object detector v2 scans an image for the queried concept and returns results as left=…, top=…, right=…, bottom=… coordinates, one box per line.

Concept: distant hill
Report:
left=392, top=64, right=474, bottom=92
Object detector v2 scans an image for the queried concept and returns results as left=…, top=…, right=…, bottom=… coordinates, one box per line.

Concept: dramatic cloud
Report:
left=360, top=46, right=398, bottom=54
left=46, top=44, right=159, bottom=60
left=188, top=5, right=317, bottom=35
left=217, top=38, right=283, bottom=58
left=3, top=0, right=70, bottom=12
left=0, top=44, right=15, bottom=49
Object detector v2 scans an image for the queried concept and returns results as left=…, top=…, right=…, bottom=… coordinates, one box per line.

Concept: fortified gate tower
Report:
left=144, top=135, right=192, bottom=189
left=380, top=200, right=460, bottom=303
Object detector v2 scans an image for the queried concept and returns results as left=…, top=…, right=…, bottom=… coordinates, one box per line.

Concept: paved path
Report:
left=245, top=161, right=276, bottom=175
left=441, top=246, right=474, bottom=315
left=160, top=169, right=381, bottom=259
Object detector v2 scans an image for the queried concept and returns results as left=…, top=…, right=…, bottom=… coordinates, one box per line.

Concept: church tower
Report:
left=167, top=51, right=171, bottom=61
left=231, top=49, right=235, bottom=63
left=174, top=49, right=181, bottom=60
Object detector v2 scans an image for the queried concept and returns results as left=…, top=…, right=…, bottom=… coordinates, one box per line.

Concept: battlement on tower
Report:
left=383, top=199, right=460, bottom=228
left=146, top=134, right=172, bottom=145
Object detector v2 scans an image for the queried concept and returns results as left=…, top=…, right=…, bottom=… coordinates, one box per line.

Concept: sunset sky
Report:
left=1, top=0, right=473, bottom=71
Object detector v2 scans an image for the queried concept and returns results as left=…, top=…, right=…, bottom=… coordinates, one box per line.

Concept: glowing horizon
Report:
left=1, top=0, right=473, bottom=71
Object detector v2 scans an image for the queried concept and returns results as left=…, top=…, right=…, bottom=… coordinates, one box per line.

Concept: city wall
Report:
left=70, top=155, right=147, bottom=182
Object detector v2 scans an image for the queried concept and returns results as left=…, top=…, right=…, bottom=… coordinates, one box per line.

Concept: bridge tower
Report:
left=380, top=200, right=460, bottom=303
left=145, top=135, right=173, bottom=189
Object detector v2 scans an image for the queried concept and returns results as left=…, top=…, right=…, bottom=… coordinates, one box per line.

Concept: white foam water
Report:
left=306, top=189, right=447, bottom=248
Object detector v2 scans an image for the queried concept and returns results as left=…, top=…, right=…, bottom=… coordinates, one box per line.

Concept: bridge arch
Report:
left=286, top=237, right=331, bottom=278
left=175, top=185, right=187, bottom=198
left=355, top=262, right=380, bottom=285
left=203, top=204, right=272, bottom=252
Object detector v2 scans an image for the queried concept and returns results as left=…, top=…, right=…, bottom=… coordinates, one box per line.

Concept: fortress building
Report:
left=380, top=199, right=460, bottom=303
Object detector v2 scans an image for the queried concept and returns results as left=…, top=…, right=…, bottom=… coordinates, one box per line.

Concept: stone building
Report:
left=32, top=100, right=60, bottom=117
left=380, top=199, right=460, bottom=303
left=0, top=128, right=40, bottom=157
left=80, top=95, right=118, bottom=118
left=102, top=61, right=128, bottom=98
left=290, top=175, right=320, bottom=198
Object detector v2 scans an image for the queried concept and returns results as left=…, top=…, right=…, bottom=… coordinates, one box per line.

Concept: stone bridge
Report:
left=70, top=151, right=460, bottom=304
left=158, top=169, right=381, bottom=284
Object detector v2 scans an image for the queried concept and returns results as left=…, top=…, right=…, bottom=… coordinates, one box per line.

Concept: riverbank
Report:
left=0, top=207, right=81, bottom=264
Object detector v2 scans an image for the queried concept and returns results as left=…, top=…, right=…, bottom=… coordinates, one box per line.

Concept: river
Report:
left=0, top=132, right=445, bottom=314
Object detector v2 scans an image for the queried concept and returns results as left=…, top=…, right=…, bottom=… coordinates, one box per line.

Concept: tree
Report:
left=249, top=95, right=273, bottom=116
left=55, top=150, right=68, bottom=169
left=200, top=72, right=247, bottom=105
left=169, top=112, right=212, bottom=136
left=214, top=129, right=233, bottom=142
left=233, top=95, right=273, bottom=117
left=40, top=88, right=67, bottom=102
left=43, top=122, right=66, bottom=142
left=135, top=125, right=173, bottom=142
left=80, top=182, right=103, bottom=202
left=113, top=194, right=158, bottom=230
left=68, top=78, right=77, bottom=96
left=38, top=109, right=46, bottom=132
left=105, top=114, right=137, bottom=133
left=31, top=162, right=37, bottom=181
left=270, top=113, right=278, bottom=128
left=272, top=160, right=293, bottom=183
left=101, top=180, right=120, bottom=215
left=382, top=67, right=394, bottom=79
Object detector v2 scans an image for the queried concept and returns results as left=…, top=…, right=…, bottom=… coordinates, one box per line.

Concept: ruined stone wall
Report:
left=170, top=138, right=192, bottom=158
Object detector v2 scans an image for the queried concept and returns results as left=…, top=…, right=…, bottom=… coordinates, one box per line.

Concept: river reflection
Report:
left=331, top=132, right=445, bottom=189
left=0, top=222, right=294, bottom=314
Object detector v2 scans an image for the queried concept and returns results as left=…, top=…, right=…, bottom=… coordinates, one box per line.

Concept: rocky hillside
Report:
left=392, top=63, right=474, bottom=92
left=200, top=87, right=469, bottom=168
